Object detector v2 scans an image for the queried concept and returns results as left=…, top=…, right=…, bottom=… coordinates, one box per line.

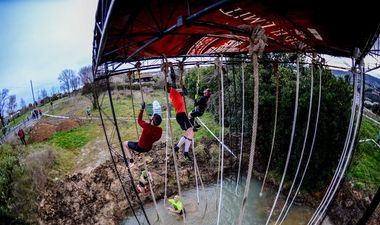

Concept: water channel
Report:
left=121, top=175, right=329, bottom=225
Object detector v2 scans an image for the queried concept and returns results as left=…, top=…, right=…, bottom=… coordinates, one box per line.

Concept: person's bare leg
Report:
left=184, top=128, right=194, bottom=139
left=123, top=141, right=133, bottom=160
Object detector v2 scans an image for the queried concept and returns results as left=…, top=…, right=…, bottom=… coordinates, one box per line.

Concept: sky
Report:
left=0, top=0, right=98, bottom=110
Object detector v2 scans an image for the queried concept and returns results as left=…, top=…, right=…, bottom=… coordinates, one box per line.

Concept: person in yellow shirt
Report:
left=165, top=195, right=183, bottom=215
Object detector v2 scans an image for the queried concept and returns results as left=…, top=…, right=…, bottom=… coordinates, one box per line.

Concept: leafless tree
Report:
left=70, top=75, right=80, bottom=92
left=51, top=86, right=57, bottom=96
left=20, top=98, right=27, bottom=113
left=79, top=65, right=93, bottom=84
left=79, top=65, right=106, bottom=109
left=6, top=95, right=17, bottom=117
left=58, top=69, right=75, bottom=96
left=0, top=88, right=9, bottom=127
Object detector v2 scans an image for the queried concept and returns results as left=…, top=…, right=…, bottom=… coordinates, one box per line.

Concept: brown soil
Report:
left=28, top=118, right=85, bottom=143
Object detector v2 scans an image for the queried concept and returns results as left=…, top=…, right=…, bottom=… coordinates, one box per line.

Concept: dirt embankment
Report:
left=25, top=96, right=379, bottom=225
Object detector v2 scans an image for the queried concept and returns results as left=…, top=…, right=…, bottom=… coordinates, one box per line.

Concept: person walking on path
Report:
left=122, top=102, right=163, bottom=168
left=165, top=195, right=184, bottom=215
left=18, top=128, right=27, bottom=145
left=86, top=107, right=92, bottom=121
left=188, top=88, right=212, bottom=131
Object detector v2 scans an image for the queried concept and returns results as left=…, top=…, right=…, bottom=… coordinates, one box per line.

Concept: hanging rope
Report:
left=259, top=60, right=279, bottom=197
left=134, top=61, right=163, bottom=223
left=214, top=55, right=226, bottom=225
left=236, top=24, right=267, bottom=225
left=161, top=56, right=186, bottom=224
left=215, top=61, right=222, bottom=212
left=275, top=59, right=315, bottom=225
left=279, top=58, right=323, bottom=225
left=308, top=59, right=364, bottom=224
left=235, top=61, right=247, bottom=195
left=265, top=44, right=303, bottom=224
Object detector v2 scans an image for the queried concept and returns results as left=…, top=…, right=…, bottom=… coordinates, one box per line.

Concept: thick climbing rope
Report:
left=235, top=61, right=247, bottom=195
left=308, top=61, right=364, bottom=224
left=215, top=55, right=226, bottom=225
left=161, top=56, right=186, bottom=224
left=237, top=24, right=267, bottom=225
left=259, top=60, right=279, bottom=197
left=113, top=69, right=148, bottom=225
left=279, top=60, right=323, bottom=225
left=135, top=61, right=162, bottom=223
left=275, top=59, right=315, bottom=225
left=127, top=71, right=140, bottom=137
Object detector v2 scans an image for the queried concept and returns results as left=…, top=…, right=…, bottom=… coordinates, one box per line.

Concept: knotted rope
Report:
left=237, top=24, right=266, bottom=225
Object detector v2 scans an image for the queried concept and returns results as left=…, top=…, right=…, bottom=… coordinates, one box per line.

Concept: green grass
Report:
left=346, top=116, right=380, bottom=193
left=48, top=122, right=98, bottom=150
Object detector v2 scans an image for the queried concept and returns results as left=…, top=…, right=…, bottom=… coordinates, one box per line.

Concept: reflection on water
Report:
left=121, top=175, right=315, bottom=225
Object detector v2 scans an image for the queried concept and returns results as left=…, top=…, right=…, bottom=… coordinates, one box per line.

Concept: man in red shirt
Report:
left=122, top=102, right=163, bottom=168
left=18, top=128, right=27, bottom=145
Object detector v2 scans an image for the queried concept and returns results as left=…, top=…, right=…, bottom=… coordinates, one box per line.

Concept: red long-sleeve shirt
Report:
left=137, top=110, right=162, bottom=149
left=169, top=87, right=185, bottom=114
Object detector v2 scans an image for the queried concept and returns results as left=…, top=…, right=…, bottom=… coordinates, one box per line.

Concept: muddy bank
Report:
left=37, top=136, right=379, bottom=224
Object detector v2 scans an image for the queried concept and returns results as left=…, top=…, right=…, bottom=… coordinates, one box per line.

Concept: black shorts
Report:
left=128, top=141, right=151, bottom=153
left=190, top=110, right=204, bottom=118
left=176, top=112, right=192, bottom=131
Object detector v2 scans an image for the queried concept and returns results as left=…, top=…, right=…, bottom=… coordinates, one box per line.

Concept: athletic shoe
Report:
left=193, top=127, right=198, bottom=132
left=195, top=124, right=201, bottom=128
left=174, top=146, right=179, bottom=159
left=182, top=154, right=192, bottom=162
left=128, top=162, right=135, bottom=169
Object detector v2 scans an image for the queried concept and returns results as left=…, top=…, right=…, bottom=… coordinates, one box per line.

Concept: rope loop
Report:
left=238, top=24, right=267, bottom=58
left=127, top=71, right=133, bottom=80
left=134, top=61, right=141, bottom=73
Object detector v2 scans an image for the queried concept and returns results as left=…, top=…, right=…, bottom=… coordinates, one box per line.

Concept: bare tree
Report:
left=79, top=65, right=106, bottom=109
left=70, top=75, right=80, bottom=92
left=58, top=69, right=75, bottom=96
left=51, top=86, right=57, bottom=96
left=20, top=98, right=27, bottom=113
left=60, top=84, right=66, bottom=93
left=0, top=88, right=9, bottom=127
left=6, top=95, right=17, bottom=118
left=79, top=65, right=93, bottom=84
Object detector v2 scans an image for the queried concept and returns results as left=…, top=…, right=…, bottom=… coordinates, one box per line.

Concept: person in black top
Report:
left=188, top=88, right=212, bottom=131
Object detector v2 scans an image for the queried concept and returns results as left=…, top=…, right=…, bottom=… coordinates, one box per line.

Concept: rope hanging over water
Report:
left=237, top=24, right=267, bottom=225
left=235, top=61, right=247, bottom=195
left=259, top=60, right=279, bottom=197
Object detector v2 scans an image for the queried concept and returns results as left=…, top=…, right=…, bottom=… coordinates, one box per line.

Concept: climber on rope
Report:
left=165, top=195, right=184, bottom=215
left=136, top=169, right=154, bottom=194
left=122, top=102, right=163, bottom=168
left=188, top=87, right=212, bottom=131
left=165, top=74, right=193, bottom=162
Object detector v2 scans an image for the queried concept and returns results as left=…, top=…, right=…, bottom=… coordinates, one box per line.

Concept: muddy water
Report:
left=121, top=175, right=321, bottom=225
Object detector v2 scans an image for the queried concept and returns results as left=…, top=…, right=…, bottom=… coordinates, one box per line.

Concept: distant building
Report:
left=133, top=73, right=154, bottom=82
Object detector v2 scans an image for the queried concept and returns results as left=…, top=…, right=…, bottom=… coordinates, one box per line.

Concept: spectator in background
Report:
left=34, top=109, right=39, bottom=119
left=38, top=108, right=42, bottom=117
left=86, top=107, right=92, bottom=121
left=18, top=128, right=27, bottom=145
